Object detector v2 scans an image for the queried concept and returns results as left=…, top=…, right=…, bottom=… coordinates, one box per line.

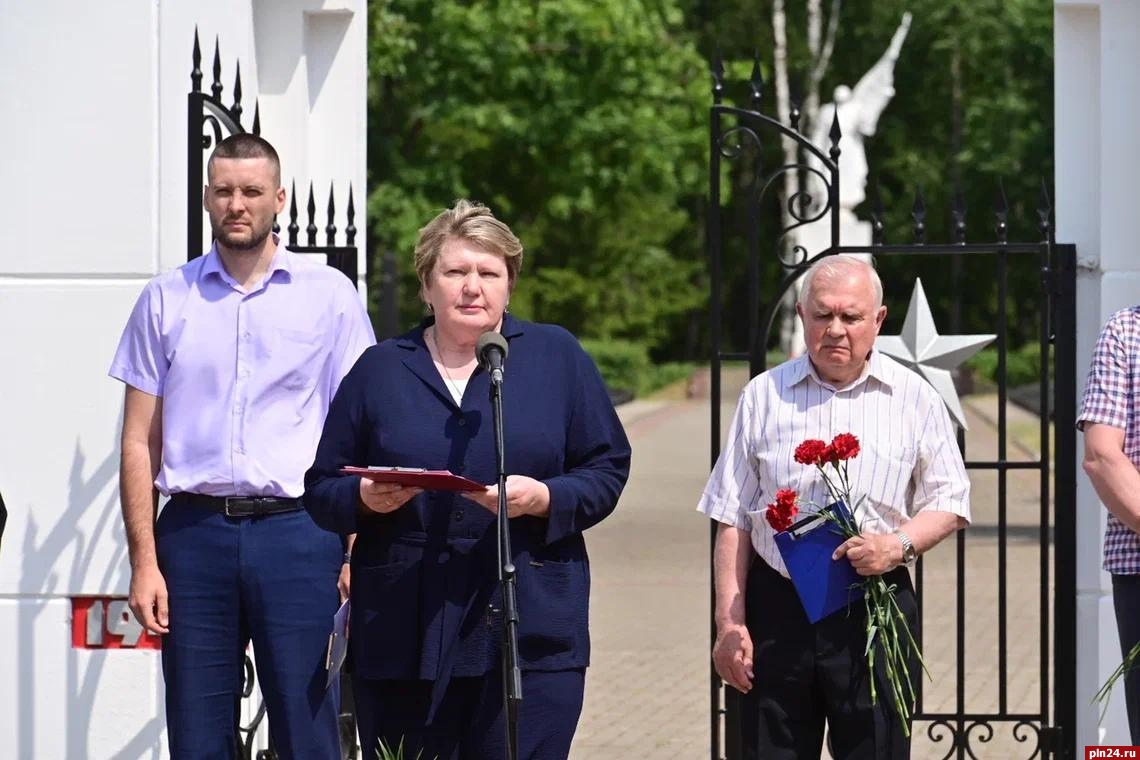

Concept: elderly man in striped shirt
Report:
left=698, top=256, right=971, bottom=758
left=1080, top=306, right=1140, bottom=743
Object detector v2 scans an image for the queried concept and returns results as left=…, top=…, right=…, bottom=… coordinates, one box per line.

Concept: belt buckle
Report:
left=223, top=496, right=250, bottom=517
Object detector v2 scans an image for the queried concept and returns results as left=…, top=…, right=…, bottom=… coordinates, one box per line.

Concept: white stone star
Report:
left=875, top=278, right=995, bottom=430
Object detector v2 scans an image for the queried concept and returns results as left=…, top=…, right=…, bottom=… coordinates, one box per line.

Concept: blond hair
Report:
left=414, top=200, right=524, bottom=292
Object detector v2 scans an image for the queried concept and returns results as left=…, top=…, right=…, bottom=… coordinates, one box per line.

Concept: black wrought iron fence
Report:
left=187, top=29, right=361, bottom=286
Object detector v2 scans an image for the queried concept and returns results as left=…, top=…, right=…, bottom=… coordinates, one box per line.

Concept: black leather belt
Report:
left=170, top=493, right=304, bottom=518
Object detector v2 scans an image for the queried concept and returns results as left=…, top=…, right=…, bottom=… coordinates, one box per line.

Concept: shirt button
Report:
left=457, top=418, right=466, bottom=427
left=453, top=510, right=465, bottom=522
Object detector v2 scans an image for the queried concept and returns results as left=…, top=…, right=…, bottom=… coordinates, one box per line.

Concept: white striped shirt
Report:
left=697, top=350, right=971, bottom=577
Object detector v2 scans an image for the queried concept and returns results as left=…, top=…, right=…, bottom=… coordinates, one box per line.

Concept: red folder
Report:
left=339, top=466, right=486, bottom=492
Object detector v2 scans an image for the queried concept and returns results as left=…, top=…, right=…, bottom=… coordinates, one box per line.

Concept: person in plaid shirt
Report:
left=1080, top=305, right=1140, bottom=742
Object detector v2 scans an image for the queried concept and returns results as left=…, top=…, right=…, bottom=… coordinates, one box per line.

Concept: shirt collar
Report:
left=200, top=234, right=291, bottom=287
left=786, top=348, right=896, bottom=392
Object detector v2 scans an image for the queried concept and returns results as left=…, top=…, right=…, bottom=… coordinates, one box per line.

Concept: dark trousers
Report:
left=1112, top=574, right=1140, bottom=744
left=155, top=499, right=343, bottom=759
left=741, top=558, right=918, bottom=760
left=354, top=669, right=585, bottom=760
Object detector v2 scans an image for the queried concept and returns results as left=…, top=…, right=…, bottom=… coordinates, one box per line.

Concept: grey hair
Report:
left=798, top=255, right=883, bottom=310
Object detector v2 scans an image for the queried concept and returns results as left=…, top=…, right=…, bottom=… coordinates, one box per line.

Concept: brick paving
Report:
left=571, top=368, right=1054, bottom=759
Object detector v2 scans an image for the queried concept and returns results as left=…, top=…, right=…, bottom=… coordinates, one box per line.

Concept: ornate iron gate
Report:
left=706, top=58, right=1076, bottom=760
left=185, top=28, right=362, bottom=760
left=187, top=29, right=361, bottom=281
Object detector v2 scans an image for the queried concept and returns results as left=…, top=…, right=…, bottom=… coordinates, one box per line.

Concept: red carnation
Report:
left=774, top=488, right=798, bottom=510
left=766, top=506, right=795, bottom=532
left=821, top=444, right=840, bottom=466
left=830, top=433, right=860, bottom=461
left=765, top=488, right=799, bottom=532
left=794, top=439, right=829, bottom=466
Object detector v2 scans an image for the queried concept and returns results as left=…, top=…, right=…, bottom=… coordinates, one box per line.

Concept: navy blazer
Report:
left=303, top=314, right=631, bottom=681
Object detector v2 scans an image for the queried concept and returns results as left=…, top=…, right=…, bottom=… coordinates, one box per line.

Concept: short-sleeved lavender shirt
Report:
left=109, top=239, right=376, bottom=498
left=1078, top=306, right=1140, bottom=574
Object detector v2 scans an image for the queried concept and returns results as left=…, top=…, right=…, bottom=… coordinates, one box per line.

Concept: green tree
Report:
left=366, top=0, right=709, bottom=353
left=366, top=0, right=1055, bottom=361
left=683, top=0, right=1053, bottom=352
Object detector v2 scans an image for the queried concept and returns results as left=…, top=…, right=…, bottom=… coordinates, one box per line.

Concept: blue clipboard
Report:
left=773, top=501, right=864, bottom=623
left=325, top=599, right=350, bottom=690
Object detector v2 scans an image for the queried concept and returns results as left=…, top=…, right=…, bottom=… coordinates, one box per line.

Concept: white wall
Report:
left=1056, top=0, right=1140, bottom=748
left=0, top=1, right=365, bottom=756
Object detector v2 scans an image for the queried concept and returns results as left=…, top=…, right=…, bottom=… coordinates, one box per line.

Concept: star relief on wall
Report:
left=874, top=278, right=995, bottom=430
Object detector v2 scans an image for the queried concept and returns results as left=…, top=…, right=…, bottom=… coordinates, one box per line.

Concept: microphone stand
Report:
left=489, top=370, right=522, bottom=760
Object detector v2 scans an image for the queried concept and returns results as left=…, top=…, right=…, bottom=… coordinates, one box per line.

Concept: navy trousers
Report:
left=741, top=558, right=918, bottom=760
left=353, top=669, right=586, bottom=760
left=1112, top=573, right=1140, bottom=744
left=155, top=498, right=343, bottom=759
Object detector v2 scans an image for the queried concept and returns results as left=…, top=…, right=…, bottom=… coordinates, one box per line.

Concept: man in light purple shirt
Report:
left=110, top=134, right=374, bottom=759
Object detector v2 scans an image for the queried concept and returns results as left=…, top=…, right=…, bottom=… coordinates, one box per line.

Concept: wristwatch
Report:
left=895, top=530, right=917, bottom=566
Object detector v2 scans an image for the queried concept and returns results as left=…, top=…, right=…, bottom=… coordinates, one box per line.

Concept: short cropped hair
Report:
left=799, top=255, right=883, bottom=310
left=207, top=133, right=281, bottom=186
left=414, top=200, right=524, bottom=290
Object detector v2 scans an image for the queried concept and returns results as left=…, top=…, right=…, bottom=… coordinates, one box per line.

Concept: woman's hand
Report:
left=466, top=475, right=550, bottom=518
left=337, top=563, right=351, bottom=604
left=359, top=480, right=423, bottom=514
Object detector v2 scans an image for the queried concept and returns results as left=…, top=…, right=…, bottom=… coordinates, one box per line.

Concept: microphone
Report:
left=477, top=331, right=509, bottom=385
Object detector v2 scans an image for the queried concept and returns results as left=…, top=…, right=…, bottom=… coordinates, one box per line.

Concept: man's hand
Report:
left=713, top=622, right=754, bottom=694
left=833, top=533, right=904, bottom=576
left=465, top=475, right=550, bottom=518
left=128, top=562, right=170, bottom=635
left=359, top=480, right=422, bottom=514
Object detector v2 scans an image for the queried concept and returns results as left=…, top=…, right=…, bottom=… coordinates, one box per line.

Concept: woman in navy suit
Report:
left=304, top=200, right=631, bottom=759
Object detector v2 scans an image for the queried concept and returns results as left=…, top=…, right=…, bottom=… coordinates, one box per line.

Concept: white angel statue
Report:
left=787, top=13, right=912, bottom=356
left=810, top=11, right=911, bottom=210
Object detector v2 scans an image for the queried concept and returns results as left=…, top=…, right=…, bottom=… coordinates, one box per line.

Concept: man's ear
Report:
left=875, top=305, right=887, bottom=328
left=275, top=185, right=287, bottom=215
left=202, top=185, right=209, bottom=211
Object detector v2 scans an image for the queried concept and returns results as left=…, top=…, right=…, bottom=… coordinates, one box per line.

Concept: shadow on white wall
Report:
left=18, top=398, right=165, bottom=758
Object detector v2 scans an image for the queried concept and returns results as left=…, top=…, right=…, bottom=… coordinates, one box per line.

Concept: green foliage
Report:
left=966, top=342, right=1045, bottom=387
left=376, top=738, right=427, bottom=760
left=579, top=337, right=699, bottom=397
left=367, top=0, right=1056, bottom=363
left=642, top=361, right=698, bottom=395
left=579, top=338, right=651, bottom=395
left=367, top=0, right=708, bottom=352
left=681, top=0, right=1054, bottom=354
